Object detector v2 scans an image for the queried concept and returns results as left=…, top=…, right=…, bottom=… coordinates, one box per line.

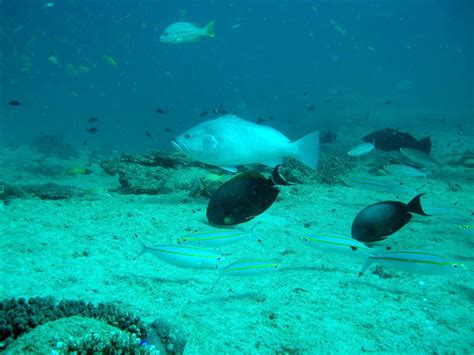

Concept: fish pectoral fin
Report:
left=218, top=165, right=238, bottom=173
left=203, top=134, right=219, bottom=152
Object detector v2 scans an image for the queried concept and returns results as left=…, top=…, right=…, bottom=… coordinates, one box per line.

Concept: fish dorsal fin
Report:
left=216, top=114, right=246, bottom=122
left=224, top=171, right=265, bottom=185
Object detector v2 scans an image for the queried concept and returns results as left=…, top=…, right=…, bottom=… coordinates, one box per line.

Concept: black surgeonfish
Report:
left=351, top=194, right=429, bottom=243
left=206, top=165, right=290, bottom=226
left=362, top=128, right=432, bottom=154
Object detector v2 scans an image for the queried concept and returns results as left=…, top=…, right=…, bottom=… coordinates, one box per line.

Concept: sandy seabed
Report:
left=0, top=144, right=473, bottom=354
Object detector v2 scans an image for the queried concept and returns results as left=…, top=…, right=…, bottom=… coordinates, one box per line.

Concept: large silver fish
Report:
left=171, top=115, right=319, bottom=172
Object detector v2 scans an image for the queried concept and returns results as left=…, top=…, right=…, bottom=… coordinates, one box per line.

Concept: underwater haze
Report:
left=0, top=0, right=473, bottom=354
left=1, top=0, right=473, bottom=150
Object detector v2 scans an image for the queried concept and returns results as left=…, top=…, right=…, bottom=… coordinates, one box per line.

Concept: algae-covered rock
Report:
left=4, top=316, right=160, bottom=354
left=21, top=183, right=85, bottom=200
left=101, top=152, right=225, bottom=196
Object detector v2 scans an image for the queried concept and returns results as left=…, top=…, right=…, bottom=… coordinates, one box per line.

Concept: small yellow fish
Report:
left=66, top=166, right=92, bottom=176
left=103, top=55, right=118, bottom=66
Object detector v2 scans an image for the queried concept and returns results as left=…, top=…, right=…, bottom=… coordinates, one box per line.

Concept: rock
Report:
left=22, top=183, right=85, bottom=200
left=101, top=152, right=226, bottom=196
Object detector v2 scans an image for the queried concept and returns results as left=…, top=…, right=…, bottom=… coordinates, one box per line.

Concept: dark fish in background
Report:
left=211, top=104, right=227, bottom=114
left=83, top=140, right=87, bottom=146
left=385, top=100, right=392, bottom=105
left=256, top=116, right=267, bottom=124
left=199, top=111, right=209, bottom=117
left=9, top=100, right=21, bottom=106
left=324, top=99, right=333, bottom=103
left=303, top=91, right=308, bottom=96
left=351, top=194, right=429, bottom=243
left=164, top=128, right=173, bottom=132
left=156, top=108, right=166, bottom=114
left=87, top=127, right=98, bottom=134
left=307, top=105, right=316, bottom=111
left=362, top=128, right=432, bottom=154
left=145, top=132, right=152, bottom=138
left=206, top=165, right=290, bottom=226
left=88, top=117, right=98, bottom=123
left=320, top=131, right=337, bottom=144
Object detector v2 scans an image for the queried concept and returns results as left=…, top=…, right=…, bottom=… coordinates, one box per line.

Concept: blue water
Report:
left=1, top=0, right=472, bottom=152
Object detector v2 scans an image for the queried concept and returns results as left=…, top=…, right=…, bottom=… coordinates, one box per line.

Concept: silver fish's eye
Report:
left=452, top=264, right=459, bottom=269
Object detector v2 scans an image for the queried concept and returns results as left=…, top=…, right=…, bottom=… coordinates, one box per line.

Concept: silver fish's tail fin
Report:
left=132, top=234, right=150, bottom=261
left=358, top=256, right=374, bottom=277
left=205, top=20, right=215, bottom=38
left=292, top=131, right=319, bottom=170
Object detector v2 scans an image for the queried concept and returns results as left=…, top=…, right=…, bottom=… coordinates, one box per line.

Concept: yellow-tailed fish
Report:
left=359, top=250, right=463, bottom=276
left=178, top=227, right=255, bottom=247
left=134, top=236, right=224, bottom=269
left=301, top=233, right=373, bottom=258
left=160, top=21, right=215, bottom=44
left=103, top=55, right=118, bottom=66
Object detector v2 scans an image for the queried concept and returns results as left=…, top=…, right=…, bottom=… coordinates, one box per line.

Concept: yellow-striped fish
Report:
left=459, top=224, right=474, bottom=234
left=220, top=258, right=281, bottom=276
left=359, top=250, right=463, bottom=276
left=208, top=258, right=281, bottom=291
left=301, top=234, right=373, bottom=258
left=178, top=227, right=255, bottom=247
left=134, top=236, right=224, bottom=269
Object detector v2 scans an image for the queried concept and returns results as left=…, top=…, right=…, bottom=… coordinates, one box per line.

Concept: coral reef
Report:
left=0, top=297, right=186, bottom=354
left=30, top=134, right=79, bottom=160
left=148, top=318, right=187, bottom=354
left=0, top=297, right=146, bottom=349
left=4, top=316, right=158, bottom=354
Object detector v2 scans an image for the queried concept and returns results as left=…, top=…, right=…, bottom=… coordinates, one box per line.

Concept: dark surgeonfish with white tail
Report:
left=171, top=115, right=319, bottom=172
left=206, top=165, right=290, bottom=226
left=351, top=194, right=429, bottom=243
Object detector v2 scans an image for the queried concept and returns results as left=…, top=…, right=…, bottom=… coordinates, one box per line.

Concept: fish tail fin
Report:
left=358, top=256, right=373, bottom=277
left=205, top=20, right=215, bottom=37
left=271, top=164, right=291, bottom=186
left=132, top=234, right=149, bottom=261
left=407, top=193, right=429, bottom=216
left=292, top=131, right=320, bottom=170
left=415, top=137, right=432, bottom=154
